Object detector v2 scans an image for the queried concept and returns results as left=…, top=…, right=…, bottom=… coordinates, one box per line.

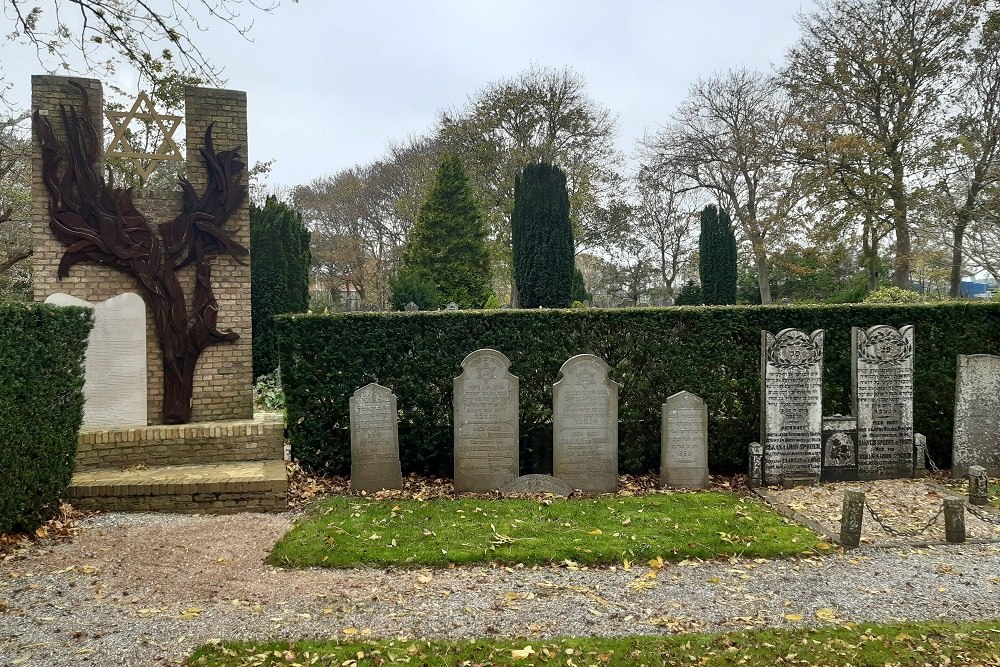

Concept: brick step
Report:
left=75, top=413, right=285, bottom=471
left=67, top=460, right=287, bottom=514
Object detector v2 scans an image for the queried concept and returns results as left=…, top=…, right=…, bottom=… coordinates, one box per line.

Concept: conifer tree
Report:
left=251, top=196, right=311, bottom=378
left=512, top=162, right=575, bottom=308
left=399, top=155, right=491, bottom=308
left=698, top=204, right=737, bottom=305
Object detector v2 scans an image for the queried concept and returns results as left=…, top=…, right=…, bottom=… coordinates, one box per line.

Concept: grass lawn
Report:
left=268, top=492, right=819, bottom=569
left=188, top=620, right=1000, bottom=666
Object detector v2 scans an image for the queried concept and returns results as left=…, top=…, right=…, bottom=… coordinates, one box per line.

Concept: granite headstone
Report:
left=760, top=329, right=824, bottom=485
left=553, top=354, right=619, bottom=493
left=349, top=383, right=403, bottom=492
left=453, top=349, right=519, bottom=492
left=952, top=354, right=1000, bottom=477
left=660, top=391, right=709, bottom=488
left=852, top=325, right=915, bottom=479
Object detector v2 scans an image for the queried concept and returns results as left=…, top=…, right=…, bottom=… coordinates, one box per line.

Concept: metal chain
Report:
left=864, top=500, right=944, bottom=538
left=924, top=449, right=940, bottom=473
left=966, top=502, right=1000, bottom=525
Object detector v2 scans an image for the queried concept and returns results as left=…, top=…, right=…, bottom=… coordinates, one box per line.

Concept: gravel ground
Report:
left=2, top=509, right=1000, bottom=667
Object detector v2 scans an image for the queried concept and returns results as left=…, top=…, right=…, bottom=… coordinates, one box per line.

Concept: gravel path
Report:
left=2, top=510, right=1000, bottom=667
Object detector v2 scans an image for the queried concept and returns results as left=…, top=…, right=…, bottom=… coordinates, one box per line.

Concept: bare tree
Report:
left=0, top=115, right=31, bottom=297
left=641, top=68, right=804, bottom=304
left=631, top=167, right=697, bottom=299
left=784, top=0, right=977, bottom=290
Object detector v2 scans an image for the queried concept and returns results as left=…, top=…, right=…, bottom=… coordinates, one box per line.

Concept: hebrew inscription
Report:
left=349, top=383, right=403, bottom=492
left=553, top=354, right=619, bottom=493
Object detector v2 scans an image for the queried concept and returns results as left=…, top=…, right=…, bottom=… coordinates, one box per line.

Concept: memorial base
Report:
left=67, top=413, right=287, bottom=513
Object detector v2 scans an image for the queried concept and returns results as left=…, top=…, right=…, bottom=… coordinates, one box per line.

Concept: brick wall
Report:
left=32, top=76, right=252, bottom=424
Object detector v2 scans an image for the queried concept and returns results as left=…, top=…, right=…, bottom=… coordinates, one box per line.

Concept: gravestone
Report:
left=349, top=383, right=403, bottom=493
left=821, top=415, right=858, bottom=481
left=45, top=292, right=147, bottom=429
left=952, top=354, right=1000, bottom=477
left=914, top=433, right=927, bottom=477
left=404, top=301, right=419, bottom=312
left=553, top=354, right=620, bottom=493
left=760, top=329, right=824, bottom=485
left=445, top=302, right=459, bottom=311
left=748, top=442, right=763, bottom=487
left=852, top=325, right=915, bottom=479
left=453, top=349, right=519, bottom=492
left=500, top=474, right=573, bottom=497
left=660, top=391, right=709, bottom=489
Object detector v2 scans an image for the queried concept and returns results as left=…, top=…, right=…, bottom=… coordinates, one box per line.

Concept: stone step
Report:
left=75, top=413, right=285, bottom=471
left=67, top=460, right=287, bottom=514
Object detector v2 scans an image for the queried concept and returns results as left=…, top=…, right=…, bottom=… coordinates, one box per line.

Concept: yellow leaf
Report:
left=511, top=645, right=536, bottom=659
left=648, top=556, right=664, bottom=570
left=179, top=607, right=201, bottom=619
left=895, top=633, right=914, bottom=641
left=708, top=576, right=721, bottom=584
left=815, top=542, right=832, bottom=550
left=80, top=565, right=98, bottom=574
left=621, top=518, right=632, bottom=526
left=417, top=574, right=432, bottom=584
left=342, top=627, right=359, bottom=636
left=588, top=529, right=603, bottom=535
left=783, top=613, right=804, bottom=621
left=815, top=608, right=838, bottom=621
left=622, top=559, right=632, bottom=571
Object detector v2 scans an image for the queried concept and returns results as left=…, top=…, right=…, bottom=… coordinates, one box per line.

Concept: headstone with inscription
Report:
left=404, top=301, right=419, bottom=312
left=349, top=383, right=403, bottom=492
left=660, top=391, right=709, bottom=488
left=445, top=302, right=459, bottom=311
left=952, top=354, right=1000, bottom=477
left=852, top=325, right=915, bottom=479
left=760, top=329, right=824, bottom=485
left=821, top=415, right=858, bottom=481
left=553, top=354, right=620, bottom=493
left=453, top=349, right=519, bottom=492
left=45, top=292, right=147, bottom=429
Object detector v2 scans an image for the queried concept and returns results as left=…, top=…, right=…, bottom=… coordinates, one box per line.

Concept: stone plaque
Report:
left=500, top=474, right=573, bottom=497
left=952, top=354, right=1000, bottom=477
left=748, top=442, right=763, bottom=487
left=760, top=329, right=824, bottom=485
left=553, top=354, right=619, bottom=493
left=660, top=391, right=709, bottom=489
left=453, top=349, right=519, bottom=492
left=45, top=292, right=147, bottom=429
left=852, top=325, right=915, bottom=479
left=821, top=415, right=858, bottom=482
left=349, top=383, right=403, bottom=492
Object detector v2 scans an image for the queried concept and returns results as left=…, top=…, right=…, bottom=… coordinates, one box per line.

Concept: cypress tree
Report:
left=250, top=196, right=311, bottom=379
left=400, top=155, right=491, bottom=308
left=512, top=162, right=575, bottom=308
left=699, top=204, right=737, bottom=305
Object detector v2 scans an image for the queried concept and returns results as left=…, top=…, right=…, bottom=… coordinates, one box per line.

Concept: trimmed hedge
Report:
left=276, top=302, right=1000, bottom=477
left=0, top=303, right=92, bottom=533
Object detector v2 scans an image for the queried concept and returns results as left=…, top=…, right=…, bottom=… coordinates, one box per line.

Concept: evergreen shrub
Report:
left=0, top=303, right=91, bottom=533
left=277, top=302, right=1000, bottom=477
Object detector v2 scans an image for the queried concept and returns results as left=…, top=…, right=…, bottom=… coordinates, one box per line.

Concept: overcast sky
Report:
left=2, top=1, right=813, bottom=188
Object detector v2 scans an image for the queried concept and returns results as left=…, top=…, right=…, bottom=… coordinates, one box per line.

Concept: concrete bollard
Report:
left=968, top=465, right=989, bottom=506
left=748, top=442, right=763, bottom=488
left=840, top=488, right=865, bottom=548
left=913, top=433, right=927, bottom=477
left=943, top=497, right=966, bottom=543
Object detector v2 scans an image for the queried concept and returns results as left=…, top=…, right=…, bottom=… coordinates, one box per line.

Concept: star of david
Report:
left=477, top=361, right=499, bottom=380
left=577, top=370, right=596, bottom=385
left=104, top=91, right=183, bottom=182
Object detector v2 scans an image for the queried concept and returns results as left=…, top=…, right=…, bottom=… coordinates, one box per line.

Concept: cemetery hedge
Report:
left=0, top=303, right=92, bottom=533
left=276, top=302, right=1000, bottom=477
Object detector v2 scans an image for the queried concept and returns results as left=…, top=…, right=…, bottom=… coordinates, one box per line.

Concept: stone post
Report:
left=840, top=488, right=865, bottom=548
left=968, top=465, right=989, bottom=507
left=943, top=497, right=966, bottom=544
left=748, top=442, right=763, bottom=488
left=913, top=433, right=927, bottom=478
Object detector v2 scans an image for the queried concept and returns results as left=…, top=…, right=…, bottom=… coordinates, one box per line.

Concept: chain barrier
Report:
left=966, top=502, right=1000, bottom=526
left=924, top=449, right=940, bottom=474
left=863, top=500, right=944, bottom=538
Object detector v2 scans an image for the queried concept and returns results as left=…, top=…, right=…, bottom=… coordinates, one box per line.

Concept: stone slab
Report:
left=821, top=415, right=859, bottom=482
left=660, top=390, right=709, bottom=488
left=553, top=354, right=619, bottom=494
left=45, top=292, right=147, bottom=428
left=852, top=325, right=915, bottom=479
left=350, top=383, right=403, bottom=493
left=500, top=474, right=573, bottom=496
left=761, top=329, right=824, bottom=485
left=453, top=349, right=519, bottom=492
left=952, top=354, right=1000, bottom=477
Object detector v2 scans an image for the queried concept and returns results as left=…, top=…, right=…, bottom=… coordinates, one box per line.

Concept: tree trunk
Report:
left=752, top=241, right=772, bottom=305
left=862, top=218, right=878, bottom=291
left=950, top=208, right=970, bottom=299
left=890, top=165, right=911, bottom=289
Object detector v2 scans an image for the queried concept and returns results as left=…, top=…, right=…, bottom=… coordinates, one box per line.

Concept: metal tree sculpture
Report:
left=33, top=82, right=248, bottom=424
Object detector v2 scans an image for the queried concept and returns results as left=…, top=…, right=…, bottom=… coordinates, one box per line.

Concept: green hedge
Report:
left=0, top=303, right=92, bottom=533
left=276, top=302, right=1000, bottom=477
